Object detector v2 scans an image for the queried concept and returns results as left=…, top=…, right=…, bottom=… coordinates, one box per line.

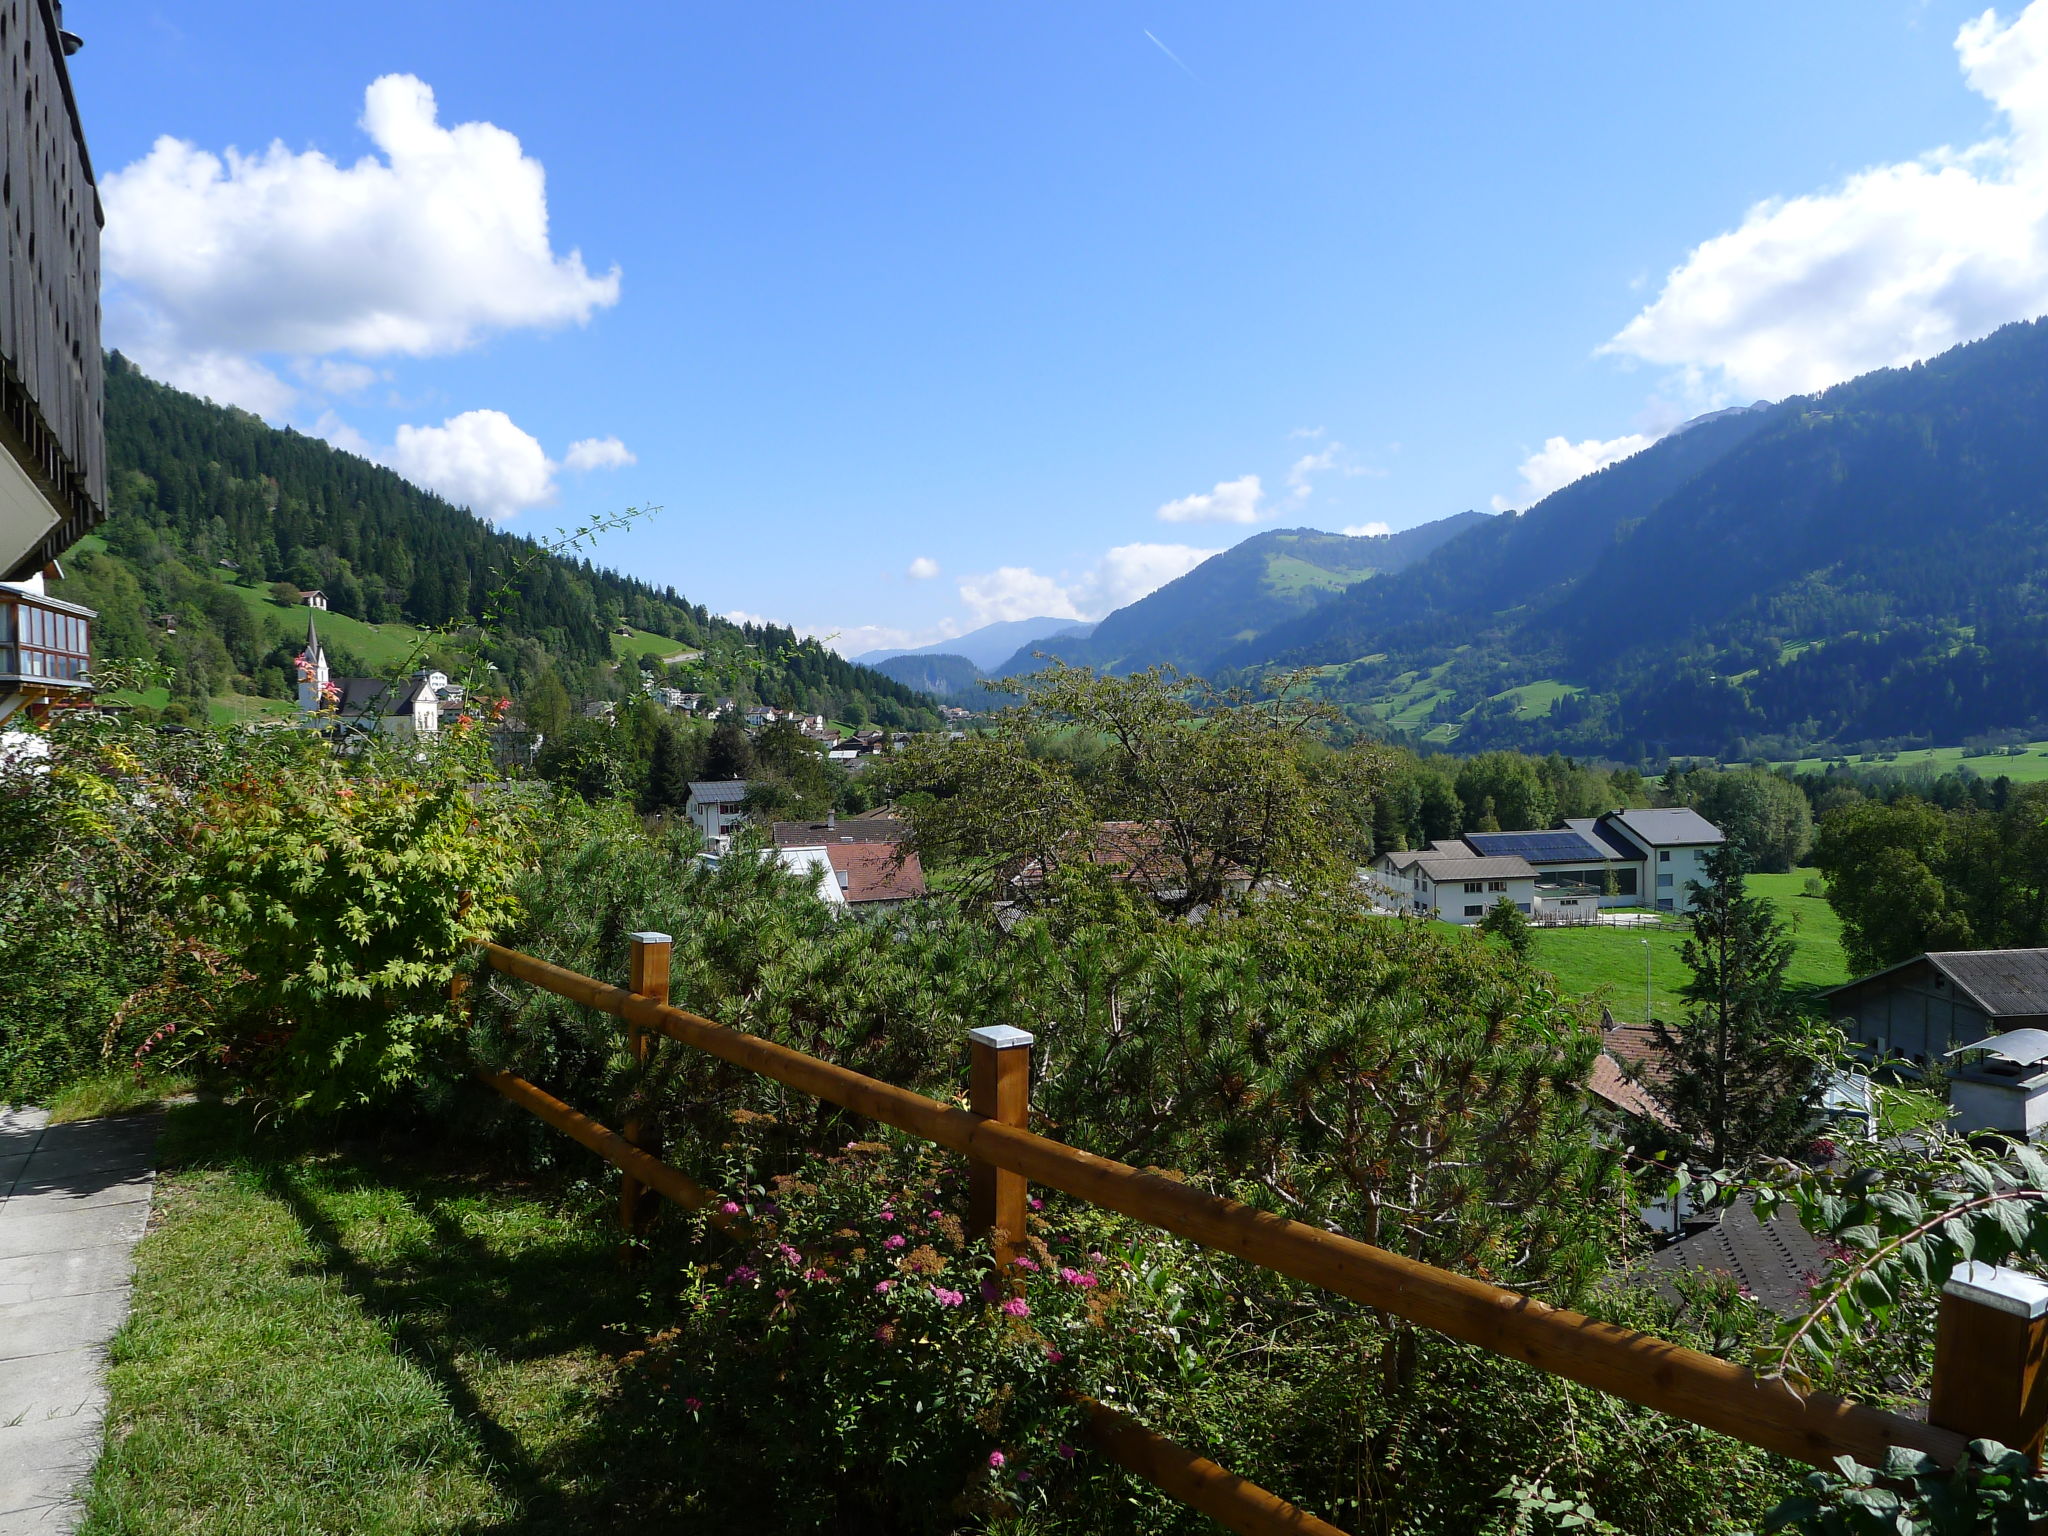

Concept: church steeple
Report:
left=297, top=611, right=331, bottom=714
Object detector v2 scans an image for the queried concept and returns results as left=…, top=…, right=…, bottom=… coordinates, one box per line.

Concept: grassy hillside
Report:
left=1774, top=740, right=2048, bottom=785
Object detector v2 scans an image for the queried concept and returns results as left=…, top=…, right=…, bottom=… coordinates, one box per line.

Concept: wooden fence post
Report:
left=619, top=931, right=673, bottom=1241
left=967, top=1025, right=1034, bottom=1266
left=1929, top=1261, right=2048, bottom=1466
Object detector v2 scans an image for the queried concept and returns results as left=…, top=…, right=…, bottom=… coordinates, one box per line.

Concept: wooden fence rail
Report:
left=475, top=934, right=2048, bottom=1526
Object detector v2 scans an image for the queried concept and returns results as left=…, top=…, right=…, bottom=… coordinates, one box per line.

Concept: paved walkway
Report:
left=0, top=1107, right=162, bottom=1534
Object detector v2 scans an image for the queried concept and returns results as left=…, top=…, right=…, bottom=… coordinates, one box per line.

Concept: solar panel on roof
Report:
left=1464, top=830, right=1603, bottom=863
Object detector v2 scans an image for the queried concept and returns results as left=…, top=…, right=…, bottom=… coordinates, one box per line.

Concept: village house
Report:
left=771, top=813, right=907, bottom=849
left=1825, top=948, right=2048, bottom=1066
left=302, top=589, right=329, bottom=611
left=686, top=779, right=751, bottom=847
left=709, top=838, right=927, bottom=909
left=1371, top=807, right=1727, bottom=922
left=296, top=615, right=439, bottom=739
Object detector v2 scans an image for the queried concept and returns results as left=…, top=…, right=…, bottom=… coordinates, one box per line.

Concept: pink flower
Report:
left=1044, top=1348, right=1064, bottom=1363
left=1088, top=1250, right=1105, bottom=1263
left=874, top=1280, right=895, bottom=1295
left=930, top=1286, right=965, bottom=1307
left=1059, top=1267, right=1098, bottom=1288
left=988, top=1450, right=1006, bottom=1469
left=929, top=1209, right=944, bottom=1219
left=719, top=1201, right=741, bottom=1215
left=775, top=1287, right=793, bottom=1301
left=1001, top=1296, right=1030, bottom=1318
left=684, top=1397, right=702, bottom=1412
left=802, top=1268, right=827, bottom=1282
left=725, top=1265, right=758, bottom=1285
left=884, top=1234, right=907, bottom=1250
left=777, top=1243, right=803, bottom=1267
left=878, top=1210, right=896, bottom=1222
left=1011, top=1257, right=1039, bottom=1272
left=1028, top=1197, right=1043, bottom=1211
left=1056, top=1441, right=1076, bottom=1460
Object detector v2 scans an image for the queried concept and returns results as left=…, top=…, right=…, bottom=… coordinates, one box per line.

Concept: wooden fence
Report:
left=473, top=934, right=2048, bottom=1536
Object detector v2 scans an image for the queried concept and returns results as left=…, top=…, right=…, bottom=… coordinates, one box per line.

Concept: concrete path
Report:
left=0, top=1106, right=161, bottom=1534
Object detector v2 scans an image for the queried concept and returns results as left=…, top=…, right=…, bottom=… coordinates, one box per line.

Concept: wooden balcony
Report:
left=0, top=0, right=104, bottom=583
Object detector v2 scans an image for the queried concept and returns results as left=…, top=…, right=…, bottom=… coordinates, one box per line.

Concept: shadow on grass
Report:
left=167, top=1097, right=691, bottom=1534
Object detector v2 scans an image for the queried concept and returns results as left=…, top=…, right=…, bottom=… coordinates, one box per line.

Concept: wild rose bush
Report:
left=619, top=1134, right=1149, bottom=1533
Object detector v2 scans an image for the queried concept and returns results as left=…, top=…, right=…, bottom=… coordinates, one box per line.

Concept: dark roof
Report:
left=772, top=818, right=906, bottom=849
left=825, top=841, right=927, bottom=903
left=1609, top=808, right=1724, bottom=850
left=1646, top=1200, right=1827, bottom=1317
left=1564, top=817, right=1647, bottom=861
left=687, top=780, right=751, bottom=805
left=1465, top=829, right=1605, bottom=865
left=1827, top=949, right=2048, bottom=1020
left=330, top=676, right=433, bottom=717
left=1409, top=852, right=1537, bottom=881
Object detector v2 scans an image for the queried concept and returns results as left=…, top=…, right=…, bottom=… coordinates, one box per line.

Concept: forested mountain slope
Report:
left=991, top=515, right=1487, bottom=679
left=50, top=358, right=938, bottom=728
left=1219, top=319, right=2048, bottom=762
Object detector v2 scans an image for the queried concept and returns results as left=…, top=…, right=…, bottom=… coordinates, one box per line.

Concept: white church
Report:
left=297, top=613, right=442, bottom=740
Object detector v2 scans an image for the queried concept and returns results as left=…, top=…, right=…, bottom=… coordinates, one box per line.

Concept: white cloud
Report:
left=388, top=409, right=559, bottom=520
left=1342, top=521, right=1392, bottom=538
left=959, top=567, right=1085, bottom=624
left=1491, top=433, right=1656, bottom=512
left=1603, top=2, right=2048, bottom=399
left=311, top=410, right=378, bottom=460
left=958, top=542, right=1221, bottom=625
left=1157, top=473, right=1267, bottom=524
left=1288, top=425, right=1326, bottom=440
left=563, top=435, right=636, bottom=472
left=1287, top=445, right=1338, bottom=501
left=102, top=73, right=620, bottom=413
left=293, top=357, right=381, bottom=396
left=906, top=556, right=941, bottom=580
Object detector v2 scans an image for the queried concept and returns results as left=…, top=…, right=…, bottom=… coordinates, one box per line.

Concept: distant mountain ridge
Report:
left=1211, top=318, right=2048, bottom=760
left=853, top=615, right=1093, bottom=671
left=990, top=514, right=1488, bottom=680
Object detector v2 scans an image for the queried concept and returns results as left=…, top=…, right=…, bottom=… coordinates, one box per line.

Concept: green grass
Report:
left=83, top=1100, right=659, bottom=1535
left=1488, top=678, right=1580, bottom=721
left=1262, top=552, right=1375, bottom=596
left=1773, top=739, right=2048, bottom=783
left=610, top=628, right=703, bottom=665
left=216, top=579, right=434, bottom=670
left=1525, top=869, right=1850, bottom=1022
left=44, top=1070, right=192, bottom=1125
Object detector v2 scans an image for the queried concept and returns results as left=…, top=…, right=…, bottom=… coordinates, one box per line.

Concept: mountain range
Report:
left=854, top=615, right=1093, bottom=672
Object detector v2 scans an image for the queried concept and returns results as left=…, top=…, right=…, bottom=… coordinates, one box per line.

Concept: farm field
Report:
left=1523, top=869, right=1850, bottom=1024
left=1774, top=740, right=2048, bottom=784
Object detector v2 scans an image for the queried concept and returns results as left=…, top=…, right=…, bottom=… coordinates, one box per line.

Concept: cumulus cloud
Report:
left=1287, top=445, right=1339, bottom=501
left=563, top=435, right=636, bottom=472
left=1157, top=473, right=1267, bottom=524
left=1491, top=433, right=1656, bottom=512
left=1342, top=521, right=1392, bottom=538
left=958, top=542, right=1221, bottom=625
left=906, top=556, right=941, bottom=580
left=102, top=73, right=620, bottom=413
left=1603, top=2, right=2048, bottom=398
left=293, top=358, right=381, bottom=396
left=388, top=410, right=558, bottom=520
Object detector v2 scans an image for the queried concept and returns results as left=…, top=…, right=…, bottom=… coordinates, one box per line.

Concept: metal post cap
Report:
left=968, top=1025, right=1035, bottom=1050
left=627, top=931, right=674, bottom=944
left=1945, top=1261, right=2048, bottom=1319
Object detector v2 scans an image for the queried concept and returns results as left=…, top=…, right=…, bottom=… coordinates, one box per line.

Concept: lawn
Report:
left=82, top=1099, right=664, bottom=1535
left=1525, top=869, right=1851, bottom=1024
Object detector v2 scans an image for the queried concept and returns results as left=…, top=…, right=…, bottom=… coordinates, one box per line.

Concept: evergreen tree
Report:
left=703, top=714, right=755, bottom=782
left=1479, top=895, right=1533, bottom=960
left=1652, top=843, right=1818, bottom=1167
left=643, top=722, right=689, bottom=813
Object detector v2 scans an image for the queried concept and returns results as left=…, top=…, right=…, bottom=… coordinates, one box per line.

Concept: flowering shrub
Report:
left=621, top=1136, right=1122, bottom=1531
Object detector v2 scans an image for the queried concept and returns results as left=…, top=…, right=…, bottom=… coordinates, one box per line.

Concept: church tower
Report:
left=297, top=611, right=331, bottom=714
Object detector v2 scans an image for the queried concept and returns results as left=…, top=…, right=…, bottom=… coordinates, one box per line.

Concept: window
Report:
left=1464, top=905, right=1483, bottom=917
left=1657, top=898, right=1674, bottom=911
left=1464, top=881, right=1483, bottom=893
left=1516, top=902, right=1530, bottom=913
left=1659, top=850, right=1670, bottom=862
left=1488, top=880, right=1507, bottom=891
left=1657, top=873, right=1673, bottom=887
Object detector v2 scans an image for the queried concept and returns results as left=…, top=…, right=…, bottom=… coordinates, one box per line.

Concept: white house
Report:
left=1373, top=848, right=1537, bottom=924
left=687, top=780, right=751, bottom=846
left=1457, top=808, right=1724, bottom=915
left=302, top=589, right=329, bottom=611
left=297, top=614, right=439, bottom=740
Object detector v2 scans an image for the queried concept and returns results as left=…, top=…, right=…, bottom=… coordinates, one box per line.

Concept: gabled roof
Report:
left=687, top=780, right=751, bottom=806
left=1607, top=807, right=1724, bottom=850
left=825, top=841, right=927, bottom=903
left=1830, top=949, right=2048, bottom=1020
left=772, top=818, right=906, bottom=848
left=330, top=676, right=434, bottom=718
left=1407, top=852, right=1537, bottom=882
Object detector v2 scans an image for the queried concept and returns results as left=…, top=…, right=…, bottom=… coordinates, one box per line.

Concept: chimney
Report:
left=827, top=809, right=837, bottom=831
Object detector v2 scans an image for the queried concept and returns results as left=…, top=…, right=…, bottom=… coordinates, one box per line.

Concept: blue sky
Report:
left=75, top=1, right=2048, bottom=654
